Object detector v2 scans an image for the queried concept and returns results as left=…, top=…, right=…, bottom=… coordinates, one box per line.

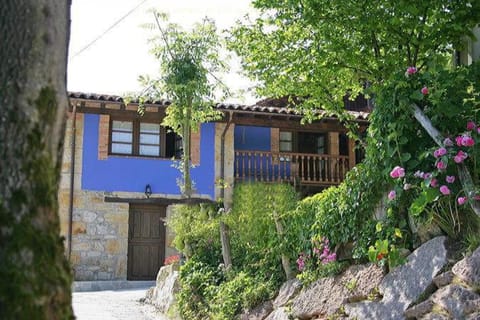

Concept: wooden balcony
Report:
left=234, top=150, right=350, bottom=186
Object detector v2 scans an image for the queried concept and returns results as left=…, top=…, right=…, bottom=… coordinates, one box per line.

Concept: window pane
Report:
left=112, top=143, right=132, bottom=154
left=280, top=131, right=292, bottom=141
left=112, top=132, right=133, bottom=143
left=140, top=123, right=160, bottom=134
left=140, top=133, right=160, bottom=145
left=140, top=145, right=160, bottom=156
left=112, top=120, right=133, bottom=131
left=280, top=141, right=292, bottom=151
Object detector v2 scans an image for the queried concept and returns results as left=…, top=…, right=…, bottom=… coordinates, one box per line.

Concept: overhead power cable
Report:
left=70, top=0, right=149, bottom=60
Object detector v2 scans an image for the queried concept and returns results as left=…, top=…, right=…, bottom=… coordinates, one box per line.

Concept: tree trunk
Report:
left=412, top=104, right=480, bottom=216
left=0, top=1, right=73, bottom=319
left=182, top=105, right=192, bottom=197
left=272, top=209, right=293, bottom=279
left=219, top=220, right=232, bottom=270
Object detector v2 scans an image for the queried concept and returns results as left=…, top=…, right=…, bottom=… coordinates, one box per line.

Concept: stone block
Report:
left=87, top=251, right=101, bottom=257
left=452, top=246, right=480, bottom=287
left=273, top=278, right=302, bottom=308
left=148, top=265, right=181, bottom=318
left=431, top=284, right=480, bottom=319
left=82, top=210, right=98, bottom=223
left=404, top=299, right=434, bottom=319
left=97, top=272, right=112, bottom=281
left=72, top=241, right=91, bottom=251
left=264, top=307, right=290, bottom=320
left=345, top=236, right=449, bottom=320
left=292, top=263, right=383, bottom=319
left=240, top=300, right=273, bottom=320
left=433, top=271, right=454, bottom=288
left=420, top=312, right=451, bottom=320
left=104, top=212, right=128, bottom=225
left=72, top=221, right=86, bottom=235
left=106, top=239, right=120, bottom=254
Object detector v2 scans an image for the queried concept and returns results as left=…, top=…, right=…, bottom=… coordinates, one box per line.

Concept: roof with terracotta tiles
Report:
left=68, top=92, right=370, bottom=121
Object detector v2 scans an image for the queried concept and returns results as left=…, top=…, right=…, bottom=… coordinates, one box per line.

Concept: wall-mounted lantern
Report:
left=145, top=184, right=152, bottom=198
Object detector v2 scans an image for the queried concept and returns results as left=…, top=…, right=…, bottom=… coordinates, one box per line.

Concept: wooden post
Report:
left=348, top=137, right=356, bottom=169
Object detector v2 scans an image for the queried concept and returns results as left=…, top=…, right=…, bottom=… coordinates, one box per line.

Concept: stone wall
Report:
left=70, top=190, right=130, bottom=280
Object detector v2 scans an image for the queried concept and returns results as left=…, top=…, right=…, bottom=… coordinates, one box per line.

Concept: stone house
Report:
left=58, top=92, right=369, bottom=281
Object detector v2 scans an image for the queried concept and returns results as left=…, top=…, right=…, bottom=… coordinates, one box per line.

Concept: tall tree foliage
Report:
left=0, top=1, right=73, bottom=318
left=136, top=11, right=228, bottom=197
left=229, top=0, right=480, bottom=121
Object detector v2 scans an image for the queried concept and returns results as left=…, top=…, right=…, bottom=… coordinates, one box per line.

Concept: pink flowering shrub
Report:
left=296, top=236, right=343, bottom=283
left=388, top=120, right=480, bottom=213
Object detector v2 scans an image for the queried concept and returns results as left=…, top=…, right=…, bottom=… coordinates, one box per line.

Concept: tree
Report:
left=136, top=11, right=233, bottom=267
left=136, top=11, right=228, bottom=197
left=229, top=0, right=480, bottom=122
left=0, top=1, right=73, bottom=318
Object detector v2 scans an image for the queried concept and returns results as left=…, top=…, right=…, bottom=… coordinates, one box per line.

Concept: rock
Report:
left=291, top=264, right=383, bottom=319
left=240, top=300, right=274, bottom=320
left=145, top=263, right=181, bottom=319
left=273, top=279, right=302, bottom=308
left=431, top=284, right=480, bottom=319
left=452, top=246, right=480, bottom=287
left=404, top=300, right=434, bottom=319
left=264, top=307, right=290, bottom=320
left=420, top=312, right=451, bottom=320
left=291, top=277, right=335, bottom=319
left=466, top=312, right=480, bottom=320
left=345, top=236, right=449, bottom=320
left=432, top=271, right=454, bottom=288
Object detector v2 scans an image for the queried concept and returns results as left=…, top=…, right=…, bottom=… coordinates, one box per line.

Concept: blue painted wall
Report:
left=81, top=114, right=216, bottom=198
left=234, top=125, right=270, bottom=151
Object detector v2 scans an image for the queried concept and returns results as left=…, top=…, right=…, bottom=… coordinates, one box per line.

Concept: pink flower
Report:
left=467, top=121, right=476, bottom=131
left=457, top=197, right=467, bottom=205
left=443, top=138, right=453, bottom=147
left=388, top=190, right=396, bottom=200
left=421, top=86, right=429, bottom=95
left=406, top=66, right=417, bottom=75
left=430, top=178, right=438, bottom=188
left=477, top=127, right=480, bottom=135
left=436, top=161, right=447, bottom=170
left=440, top=185, right=450, bottom=195
left=446, top=176, right=455, bottom=183
left=456, top=136, right=463, bottom=146
left=390, top=166, right=405, bottom=179
left=423, top=172, right=432, bottom=180
left=297, top=254, right=305, bottom=271
left=433, top=147, right=447, bottom=158
left=461, top=136, right=475, bottom=147
left=454, top=150, right=468, bottom=163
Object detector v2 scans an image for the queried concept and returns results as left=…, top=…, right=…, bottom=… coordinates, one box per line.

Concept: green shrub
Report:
left=227, top=182, right=299, bottom=282
left=167, top=203, right=222, bottom=265
left=294, top=164, right=381, bottom=261
left=176, top=259, right=224, bottom=320
left=208, top=271, right=275, bottom=320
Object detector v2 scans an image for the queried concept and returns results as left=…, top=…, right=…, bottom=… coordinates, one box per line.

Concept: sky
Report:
left=67, top=0, right=258, bottom=104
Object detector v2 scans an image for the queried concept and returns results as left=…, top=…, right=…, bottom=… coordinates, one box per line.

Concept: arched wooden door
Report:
left=127, top=204, right=166, bottom=280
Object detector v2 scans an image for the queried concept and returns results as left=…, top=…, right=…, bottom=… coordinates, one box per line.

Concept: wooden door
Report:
left=127, top=204, right=166, bottom=280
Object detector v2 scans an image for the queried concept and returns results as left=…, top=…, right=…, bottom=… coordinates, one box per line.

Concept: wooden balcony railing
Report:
left=234, top=150, right=350, bottom=185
